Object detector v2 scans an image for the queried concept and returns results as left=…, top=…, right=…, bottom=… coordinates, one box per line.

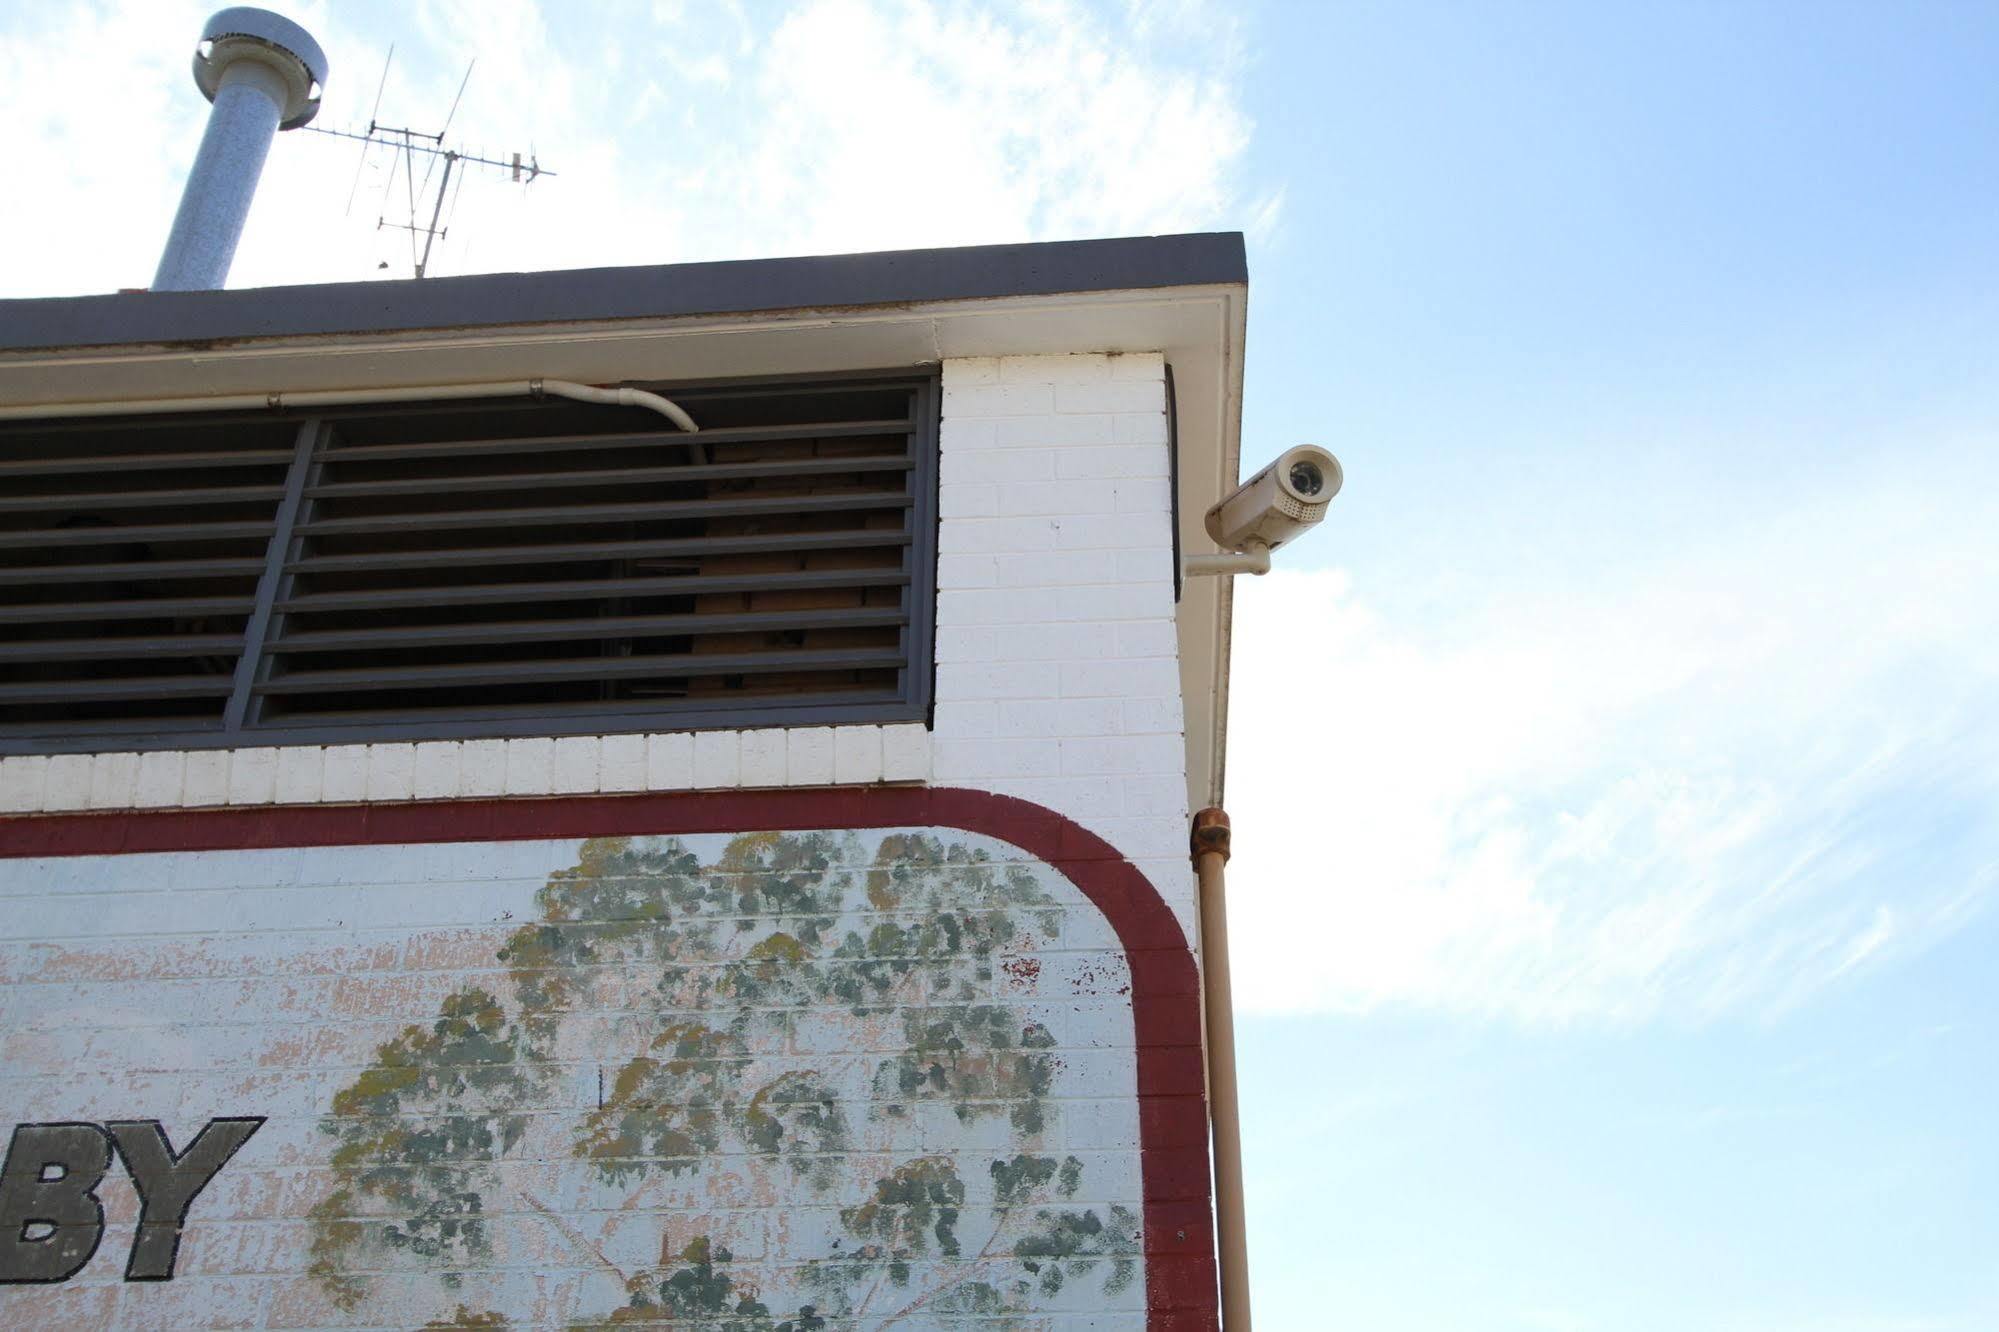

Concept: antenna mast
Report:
left=309, top=56, right=554, bottom=279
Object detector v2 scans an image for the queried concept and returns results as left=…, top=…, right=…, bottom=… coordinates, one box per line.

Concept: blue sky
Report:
left=1228, top=5, right=1999, bottom=1328
left=2, top=2, right=1996, bottom=1327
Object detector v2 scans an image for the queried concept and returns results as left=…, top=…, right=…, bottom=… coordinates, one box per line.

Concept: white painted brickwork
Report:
left=935, top=354, right=1195, bottom=938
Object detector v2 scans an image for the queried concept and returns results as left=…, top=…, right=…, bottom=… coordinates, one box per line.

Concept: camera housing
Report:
left=1203, top=444, right=1342, bottom=553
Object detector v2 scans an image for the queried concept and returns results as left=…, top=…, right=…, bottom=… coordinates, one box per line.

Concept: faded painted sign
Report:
left=1, top=1117, right=263, bottom=1283
left=0, top=820, right=1161, bottom=1329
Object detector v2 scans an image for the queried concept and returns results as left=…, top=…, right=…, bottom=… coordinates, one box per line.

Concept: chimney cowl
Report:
left=192, top=7, right=329, bottom=129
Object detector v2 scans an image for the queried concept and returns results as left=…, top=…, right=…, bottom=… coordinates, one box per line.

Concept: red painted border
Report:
left=0, top=788, right=1219, bottom=1330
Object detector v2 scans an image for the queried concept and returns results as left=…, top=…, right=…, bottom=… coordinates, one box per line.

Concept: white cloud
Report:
left=1226, top=442, right=1999, bottom=1024
left=0, top=0, right=1262, bottom=295
left=0, top=0, right=250, bottom=294
left=737, top=0, right=1252, bottom=253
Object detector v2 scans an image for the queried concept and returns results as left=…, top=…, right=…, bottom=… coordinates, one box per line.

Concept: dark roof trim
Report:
left=0, top=232, right=1247, bottom=354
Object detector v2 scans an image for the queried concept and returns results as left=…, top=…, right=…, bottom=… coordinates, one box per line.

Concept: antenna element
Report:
left=309, top=58, right=555, bottom=279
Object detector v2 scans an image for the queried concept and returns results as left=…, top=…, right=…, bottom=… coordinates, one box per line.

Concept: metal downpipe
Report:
left=1192, top=807, right=1251, bottom=1329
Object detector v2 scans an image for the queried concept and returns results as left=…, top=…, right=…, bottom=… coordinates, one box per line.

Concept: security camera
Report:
left=1182, top=445, right=1342, bottom=577
left=1204, top=444, right=1342, bottom=552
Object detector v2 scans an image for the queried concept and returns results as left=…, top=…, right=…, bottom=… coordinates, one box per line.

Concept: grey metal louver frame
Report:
left=0, top=376, right=938, bottom=753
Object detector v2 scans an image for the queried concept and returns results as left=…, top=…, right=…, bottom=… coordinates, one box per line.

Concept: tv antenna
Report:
left=307, top=48, right=555, bottom=278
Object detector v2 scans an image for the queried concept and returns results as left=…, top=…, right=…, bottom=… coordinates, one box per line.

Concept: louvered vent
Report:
left=0, top=414, right=295, bottom=741
left=0, top=378, right=937, bottom=752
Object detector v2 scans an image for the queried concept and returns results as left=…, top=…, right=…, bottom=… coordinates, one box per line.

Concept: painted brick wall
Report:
left=0, top=355, right=1209, bottom=1329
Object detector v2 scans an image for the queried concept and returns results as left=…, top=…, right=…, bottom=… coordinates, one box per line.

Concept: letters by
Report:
left=0, top=1117, right=262, bottom=1284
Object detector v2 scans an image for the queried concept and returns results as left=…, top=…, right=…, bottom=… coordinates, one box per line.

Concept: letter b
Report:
left=0, top=1122, right=111, bottom=1284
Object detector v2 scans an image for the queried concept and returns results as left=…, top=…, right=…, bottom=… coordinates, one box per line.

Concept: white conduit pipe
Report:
left=0, top=379, right=700, bottom=435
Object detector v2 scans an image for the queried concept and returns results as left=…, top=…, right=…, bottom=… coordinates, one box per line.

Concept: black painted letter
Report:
left=0, top=1122, right=112, bottom=1284
left=108, top=1118, right=264, bottom=1281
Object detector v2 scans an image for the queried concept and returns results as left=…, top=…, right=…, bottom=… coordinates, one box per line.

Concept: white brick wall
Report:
left=0, top=352, right=1192, bottom=939
left=933, top=353, right=1195, bottom=939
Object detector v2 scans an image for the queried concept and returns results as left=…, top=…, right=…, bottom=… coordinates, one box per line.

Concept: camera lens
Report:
left=1288, top=460, right=1324, bottom=496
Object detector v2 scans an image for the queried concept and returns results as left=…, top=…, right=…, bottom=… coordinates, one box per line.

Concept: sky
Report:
left=3, top=1, right=1997, bottom=1327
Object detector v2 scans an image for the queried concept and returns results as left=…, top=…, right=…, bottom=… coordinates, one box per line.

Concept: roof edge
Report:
left=0, top=232, right=1248, bottom=355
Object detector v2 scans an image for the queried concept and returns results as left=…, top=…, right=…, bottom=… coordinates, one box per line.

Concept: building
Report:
left=0, top=232, right=1253, bottom=1329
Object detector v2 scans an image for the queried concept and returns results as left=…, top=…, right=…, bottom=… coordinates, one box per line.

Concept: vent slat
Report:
left=0, top=675, right=237, bottom=704
left=295, top=490, right=912, bottom=538
left=0, top=483, right=287, bottom=514
left=257, top=647, right=907, bottom=696
left=0, top=556, right=267, bottom=587
left=0, top=520, right=276, bottom=550
left=304, top=454, right=913, bottom=501
left=0, top=634, right=243, bottom=663
left=260, top=687, right=906, bottom=730
left=273, top=607, right=908, bottom=654
left=285, top=527, right=903, bottom=576
left=0, top=716, right=228, bottom=739
left=275, top=568, right=910, bottom=615
left=318, top=417, right=909, bottom=463
left=0, top=596, right=256, bottom=625
left=0, top=447, right=294, bottom=477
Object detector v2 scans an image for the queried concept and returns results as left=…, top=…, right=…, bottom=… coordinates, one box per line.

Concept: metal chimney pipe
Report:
left=152, top=8, right=328, bottom=292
